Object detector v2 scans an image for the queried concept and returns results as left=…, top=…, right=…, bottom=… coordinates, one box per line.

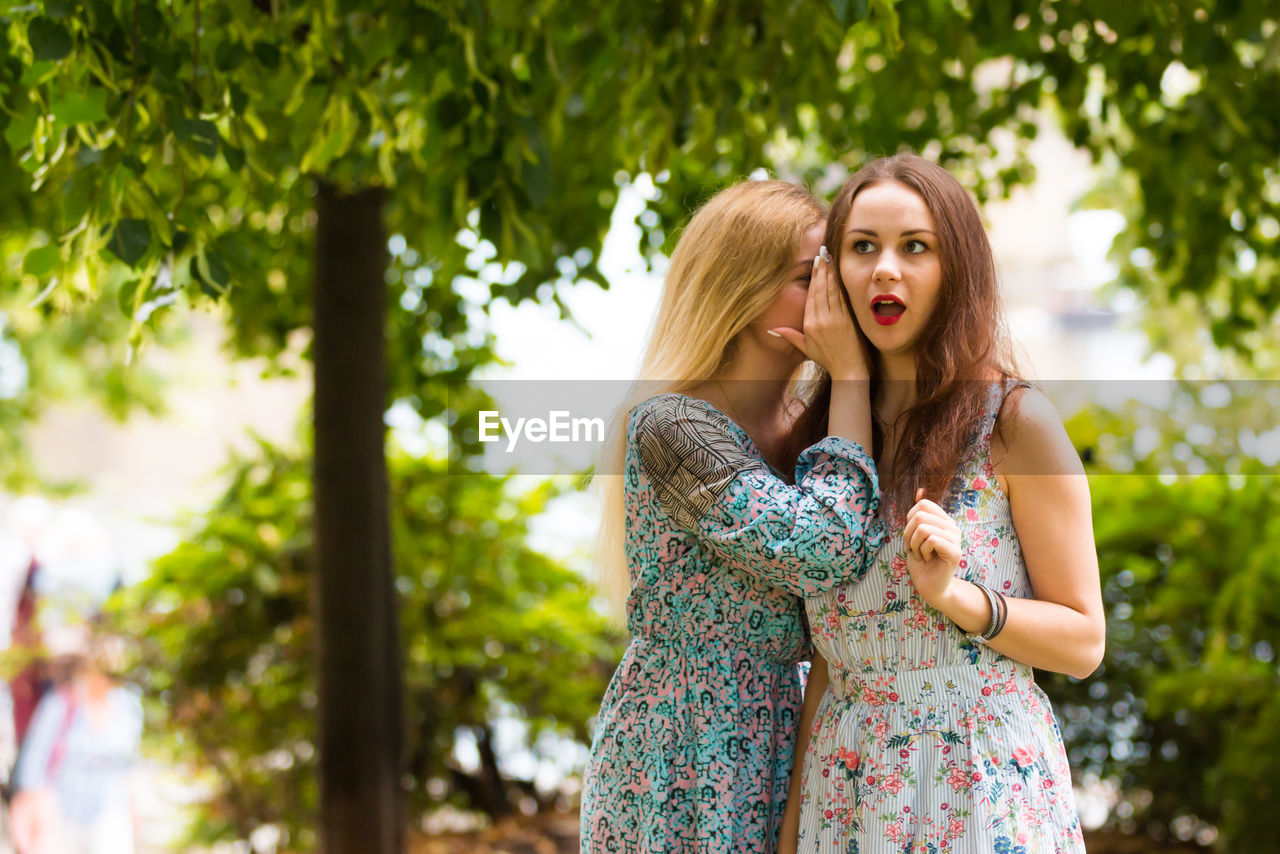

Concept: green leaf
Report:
left=870, top=0, right=901, bottom=52
left=106, top=218, right=151, bottom=266
left=50, top=89, right=108, bottom=125
left=45, top=0, right=76, bottom=18
left=174, top=118, right=220, bottom=158
left=19, top=59, right=57, bottom=89
left=117, top=278, right=143, bottom=318
left=214, top=40, right=247, bottom=72
left=22, top=243, right=60, bottom=278
left=27, top=18, right=72, bottom=61
left=223, top=145, right=245, bottom=172
left=252, top=41, right=281, bottom=69
left=4, top=108, right=37, bottom=152
left=519, top=118, right=551, bottom=209
left=190, top=251, right=230, bottom=298
left=205, top=251, right=230, bottom=287
left=229, top=84, right=248, bottom=114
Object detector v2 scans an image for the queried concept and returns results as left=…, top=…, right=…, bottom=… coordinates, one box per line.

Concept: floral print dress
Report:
left=581, top=393, right=883, bottom=853
left=797, top=381, right=1086, bottom=854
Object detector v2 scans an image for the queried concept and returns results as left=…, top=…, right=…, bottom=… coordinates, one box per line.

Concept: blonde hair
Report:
left=591, top=179, right=825, bottom=622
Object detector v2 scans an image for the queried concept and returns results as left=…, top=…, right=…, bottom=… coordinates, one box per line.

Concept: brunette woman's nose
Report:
left=873, top=254, right=901, bottom=285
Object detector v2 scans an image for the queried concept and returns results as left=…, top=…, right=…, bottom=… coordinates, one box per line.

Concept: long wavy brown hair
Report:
left=790, top=153, right=1021, bottom=519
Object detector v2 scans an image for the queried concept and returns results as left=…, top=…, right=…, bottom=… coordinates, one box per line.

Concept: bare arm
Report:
left=827, top=377, right=872, bottom=459
left=778, top=652, right=829, bottom=853
left=906, top=388, right=1105, bottom=679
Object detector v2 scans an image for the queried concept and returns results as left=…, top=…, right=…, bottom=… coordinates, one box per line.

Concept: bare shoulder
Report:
left=998, top=385, right=1061, bottom=441
left=992, top=385, right=1085, bottom=478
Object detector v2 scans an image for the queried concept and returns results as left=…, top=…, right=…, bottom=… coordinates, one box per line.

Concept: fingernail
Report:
left=820, top=245, right=832, bottom=264
left=766, top=330, right=782, bottom=338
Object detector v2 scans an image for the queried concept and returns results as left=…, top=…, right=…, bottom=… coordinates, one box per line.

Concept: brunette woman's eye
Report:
left=905, top=239, right=928, bottom=254
left=852, top=239, right=875, bottom=254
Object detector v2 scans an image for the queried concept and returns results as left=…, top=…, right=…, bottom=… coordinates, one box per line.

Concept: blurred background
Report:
left=1, top=2, right=1278, bottom=853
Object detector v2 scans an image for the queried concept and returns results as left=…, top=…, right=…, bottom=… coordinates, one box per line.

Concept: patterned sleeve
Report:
left=634, top=396, right=883, bottom=597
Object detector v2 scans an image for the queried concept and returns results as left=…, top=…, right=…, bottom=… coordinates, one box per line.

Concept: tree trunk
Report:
left=475, top=722, right=513, bottom=818
left=313, top=182, right=402, bottom=854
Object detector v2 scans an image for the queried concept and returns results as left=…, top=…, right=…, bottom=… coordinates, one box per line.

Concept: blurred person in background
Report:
left=8, top=623, right=142, bottom=854
left=2, top=499, right=54, bottom=759
left=1, top=498, right=54, bottom=851
left=7, top=558, right=46, bottom=769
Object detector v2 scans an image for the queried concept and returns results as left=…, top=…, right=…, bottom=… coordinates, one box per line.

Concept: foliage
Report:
left=107, top=439, right=623, bottom=849
left=1040, top=394, right=1280, bottom=851
left=1028, top=2, right=1280, bottom=372
left=3, top=0, right=907, bottom=383
left=0, top=229, right=178, bottom=489
left=1061, top=380, right=1280, bottom=477
left=3, top=0, right=1277, bottom=848
left=1, top=1, right=1274, bottom=386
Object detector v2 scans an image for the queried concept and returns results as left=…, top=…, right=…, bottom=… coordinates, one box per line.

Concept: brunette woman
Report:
left=780, top=154, right=1102, bottom=854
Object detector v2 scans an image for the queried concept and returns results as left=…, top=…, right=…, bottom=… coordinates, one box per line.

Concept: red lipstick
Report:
left=871, top=293, right=906, bottom=326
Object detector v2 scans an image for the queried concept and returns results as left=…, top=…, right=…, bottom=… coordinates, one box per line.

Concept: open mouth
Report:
left=871, top=295, right=905, bottom=326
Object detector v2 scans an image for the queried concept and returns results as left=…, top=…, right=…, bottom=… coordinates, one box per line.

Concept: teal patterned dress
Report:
left=581, top=393, right=884, bottom=853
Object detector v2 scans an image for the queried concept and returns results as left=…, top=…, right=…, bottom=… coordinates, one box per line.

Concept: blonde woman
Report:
left=581, top=179, right=884, bottom=852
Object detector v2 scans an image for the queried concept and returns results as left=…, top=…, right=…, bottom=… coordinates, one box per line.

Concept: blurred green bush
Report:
left=1041, top=392, right=1280, bottom=850
left=109, top=441, right=623, bottom=849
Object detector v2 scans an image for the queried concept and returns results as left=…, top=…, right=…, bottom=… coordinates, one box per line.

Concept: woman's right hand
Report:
left=770, top=246, right=871, bottom=382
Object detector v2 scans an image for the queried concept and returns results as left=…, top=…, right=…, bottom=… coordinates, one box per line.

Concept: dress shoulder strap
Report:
left=944, top=378, right=1032, bottom=508
left=990, top=377, right=1032, bottom=433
